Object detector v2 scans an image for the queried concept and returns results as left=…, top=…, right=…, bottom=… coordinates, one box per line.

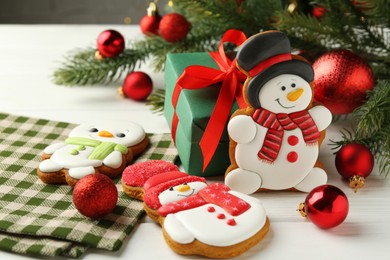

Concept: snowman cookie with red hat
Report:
left=122, top=161, right=269, bottom=258
left=225, top=31, right=332, bottom=194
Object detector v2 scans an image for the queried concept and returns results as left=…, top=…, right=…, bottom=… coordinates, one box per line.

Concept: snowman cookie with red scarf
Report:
left=122, top=164, right=269, bottom=258
left=225, top=31, right=332, bottom=194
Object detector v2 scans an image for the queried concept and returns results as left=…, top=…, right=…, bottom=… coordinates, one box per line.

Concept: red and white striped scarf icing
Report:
left=158, top=183, right=251, bottom=217
left=252, top=108, right=321, bottom=162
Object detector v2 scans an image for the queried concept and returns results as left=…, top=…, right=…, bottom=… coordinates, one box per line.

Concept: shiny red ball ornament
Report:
left=140, top=2, right=161, bottom=36
left=335, top=143, right=374, bottom=191
left=119, top=71, right=153, bottom=101
left=96, top=30, right=125, bottom=59
left=159, top=13, right=191, bottom=43
left=299, top=185, right=349, bottom=229
left=73, top=174, right=118, bottom=219
left=312, top=5, right=327, bottom=19
left=313, top=50, right=374, bottom=115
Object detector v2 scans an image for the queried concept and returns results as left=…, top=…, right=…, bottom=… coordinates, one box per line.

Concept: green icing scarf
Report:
left=65, top=137, right=128, bottom=161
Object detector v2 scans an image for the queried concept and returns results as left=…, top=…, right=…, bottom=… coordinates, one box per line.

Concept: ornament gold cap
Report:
left=118, top=86, right=126, bottom=98
left=147, top=2, right=158, bottom=16
left=349, top=175, right=365, bottom=192
left=95, top=50, right=104, bottom=61
left=298, top=202, right=307, bottom=218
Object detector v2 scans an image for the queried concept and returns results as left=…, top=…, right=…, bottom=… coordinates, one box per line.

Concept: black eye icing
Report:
left=183, top=182, right=187, bottom=185
left=281, top=86, right=286, bottom=91
left=291, top=83, right=296, bottom=88
left=116, top=133, right=126, bottom=138
left=89, top=128, right=98, bottom=132
left=169, top=187, right=174, bottom=191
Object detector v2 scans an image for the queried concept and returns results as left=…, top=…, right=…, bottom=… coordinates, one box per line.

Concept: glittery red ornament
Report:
left=96, top=30, right=125, bottom=58
left=140, top=2, right=161, bottom=36
left=299, top=185, right=349, bottom=229
left=159, top=13, right=191, bottom=43
left=335, top=143, right=374, bottom=191
left=119, top=71, right=153, bottom=101
left=313, top=50, right=374, bottom=115
left=73, top=174, right=118, bottom=219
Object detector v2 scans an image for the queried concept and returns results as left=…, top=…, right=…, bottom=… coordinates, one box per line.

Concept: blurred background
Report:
left=0, top=0, right=165, bottom=24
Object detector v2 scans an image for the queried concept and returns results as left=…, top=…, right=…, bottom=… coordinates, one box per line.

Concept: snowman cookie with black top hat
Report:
left=225, top=31, right=332, bottom=194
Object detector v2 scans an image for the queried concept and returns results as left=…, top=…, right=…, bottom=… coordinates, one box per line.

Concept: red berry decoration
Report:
left=96, top=30, right=125, bottom=59
left=335, top=143, right=374, bottom=192
left=119, top=71, right=153, bottom=101
left=140, top=2, right=161, bottom=36
left=159, top=13, right=191, bottom=43
left=299, top=185, right=349, bottom=229
left=313, top=50, right=374, bottom=115
left=73, top=174, right=118, bottom=219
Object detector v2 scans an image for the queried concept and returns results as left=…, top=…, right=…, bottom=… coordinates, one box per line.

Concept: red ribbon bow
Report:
left=171, top=29, right=247, bottom=171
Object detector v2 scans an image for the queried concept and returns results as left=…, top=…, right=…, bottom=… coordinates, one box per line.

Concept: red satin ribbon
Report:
left=171, top=29, right=247, bottom=172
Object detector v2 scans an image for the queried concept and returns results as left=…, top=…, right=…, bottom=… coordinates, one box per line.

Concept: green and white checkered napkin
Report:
left=0, top=113, right=178, bottom=258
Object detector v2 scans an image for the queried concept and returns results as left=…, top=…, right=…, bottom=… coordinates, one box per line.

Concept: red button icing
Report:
left=217, top=213, right=225, bottom=219
left=287, top=151, right=298, bottom=163
left=288, top=135, right=299, bottom=146
left=227, top=219, right=237, bottom=226
left=207, top=206, right=215, bottom=213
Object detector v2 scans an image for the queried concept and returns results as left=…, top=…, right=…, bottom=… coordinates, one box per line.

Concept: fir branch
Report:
left=53, top=48, right=149, bottom=86
left=331, top=80, right=390, bottom=176
left=146, top=88, right=166, bottom=114
left=354, top=80, right=390, bottom=138
left=272, top=0, right=390, bottom=80
left=172, top=0, right=280, bottom=36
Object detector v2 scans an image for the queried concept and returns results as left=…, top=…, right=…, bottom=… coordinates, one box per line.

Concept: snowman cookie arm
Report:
left=103, top=150, right=124, bottom=169
left=164, top=214, right=195, bottom=244
left=43, top=142, right=67, bottom=155
left=228, top=115, right=258, bottom=144
left=308, top=105, right=332, bottom=132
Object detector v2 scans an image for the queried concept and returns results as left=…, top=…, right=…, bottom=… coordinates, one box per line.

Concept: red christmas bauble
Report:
left=73, top=174, right=118, bottom=219
left=119, top=71, right=153, bottom=101
left=300, top=185, right=349, bottom=229
left=96, top=30, right=125, bottom=58
left=140, top=2, right=161, bottom=35
left=313, top=50, right=374, bottom=115
left=159, top=13, right=191, bottom=43
left=335, top=143, right=374, bottom=191
left=312, top=5, right=327, bottom=19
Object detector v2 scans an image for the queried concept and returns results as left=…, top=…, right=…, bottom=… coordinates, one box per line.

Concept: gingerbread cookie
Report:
left=121, top=160, right=179, bottom=200
left=225, top=31, right=332, bottom=194
left=38, top=122, right=149, bottom=186
left=124, top=168, right=269, bottom=258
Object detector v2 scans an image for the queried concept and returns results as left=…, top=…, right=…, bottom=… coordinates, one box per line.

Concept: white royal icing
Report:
left=163, top=191, right=267, bottom=247
left=39, top=122, right=146, bottom=173
left=227, top=74, right=332, bottom=193
left=39, top=159, right=62, bottom=172
left=68, top=166, right=95, bottom=179
left=158, top=181, right=208, bottom=205
left=103, top=150, right=123, bottom=169
left=69, top=122, right=145, bottom=147
left=43, top=142, right=66, bottom=155
left=258, top=74, right=312, bottom=114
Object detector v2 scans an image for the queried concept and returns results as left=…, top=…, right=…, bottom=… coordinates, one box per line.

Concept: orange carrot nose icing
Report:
left=177, top=184, right=191, bottom=192
left=98, top=130, right=114, bottom=138
left=287, top=88, right=304, bottom=101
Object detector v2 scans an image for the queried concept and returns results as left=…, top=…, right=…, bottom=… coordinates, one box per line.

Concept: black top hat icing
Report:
left=236, top=31, right=314, bottom=108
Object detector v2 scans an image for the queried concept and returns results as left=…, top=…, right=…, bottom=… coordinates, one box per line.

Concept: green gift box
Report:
left=164, top=52, right=239, bottom=177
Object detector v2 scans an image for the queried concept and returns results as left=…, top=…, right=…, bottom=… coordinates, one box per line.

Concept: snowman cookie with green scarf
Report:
left=38, top=122, right=149, bottom=186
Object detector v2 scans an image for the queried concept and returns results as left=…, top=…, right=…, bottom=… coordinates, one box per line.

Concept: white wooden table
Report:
left=0, top=25, right=389, bottom=260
